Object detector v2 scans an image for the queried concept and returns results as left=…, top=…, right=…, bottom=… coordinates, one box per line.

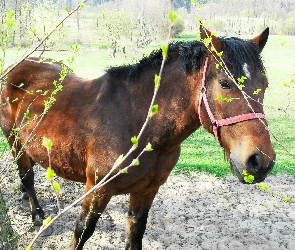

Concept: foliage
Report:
left=95, top=8, right=136, bottom=57
left=172, top=14, right=185, bottom=37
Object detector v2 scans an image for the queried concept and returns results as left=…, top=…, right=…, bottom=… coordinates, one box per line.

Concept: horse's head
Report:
left=198, top=26, right=275, bottom=183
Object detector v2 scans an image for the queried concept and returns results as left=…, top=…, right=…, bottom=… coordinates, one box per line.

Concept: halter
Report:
left=198, top=57, right=266, bottom=146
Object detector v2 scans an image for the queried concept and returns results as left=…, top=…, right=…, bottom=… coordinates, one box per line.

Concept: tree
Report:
left=96, top=8, right=136, bottom=57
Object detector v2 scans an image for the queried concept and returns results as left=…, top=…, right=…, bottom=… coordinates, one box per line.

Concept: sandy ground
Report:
left=1, top=161, right=295, bottom=250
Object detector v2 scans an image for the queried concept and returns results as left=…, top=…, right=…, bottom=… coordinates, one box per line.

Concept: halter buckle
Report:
left=200, top=86, right=206, bottom=93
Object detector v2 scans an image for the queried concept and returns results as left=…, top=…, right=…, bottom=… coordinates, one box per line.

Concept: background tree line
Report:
left=1, top=0, right=295, bottom=58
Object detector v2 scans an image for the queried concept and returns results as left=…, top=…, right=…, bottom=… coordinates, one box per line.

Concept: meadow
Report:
left=1, top=34, right=295, bottom=178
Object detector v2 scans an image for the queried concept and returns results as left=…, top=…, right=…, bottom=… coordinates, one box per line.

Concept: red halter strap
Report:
left=198, top=57, right=266, bottom=146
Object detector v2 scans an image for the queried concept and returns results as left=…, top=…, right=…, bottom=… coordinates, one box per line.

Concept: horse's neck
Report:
left=148, top=69, right=202, bottom=148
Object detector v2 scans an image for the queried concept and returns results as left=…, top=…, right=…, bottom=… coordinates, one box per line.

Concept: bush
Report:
left=172, top=15, right=185, bottom=37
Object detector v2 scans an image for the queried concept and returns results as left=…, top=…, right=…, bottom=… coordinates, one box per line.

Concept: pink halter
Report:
left=198, top=57, right=266, bottom=146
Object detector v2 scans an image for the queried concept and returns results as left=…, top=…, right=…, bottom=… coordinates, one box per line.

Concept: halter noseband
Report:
left=198, top=57, right=266, bottom=146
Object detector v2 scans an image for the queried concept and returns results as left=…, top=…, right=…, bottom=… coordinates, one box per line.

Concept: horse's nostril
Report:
left=246, top=153, right=264, bottom=173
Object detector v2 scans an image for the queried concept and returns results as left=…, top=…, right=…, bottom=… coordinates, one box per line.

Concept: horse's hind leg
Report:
left=19, top=158, right=36, bottom=200
left=71, top=187, right=112, bottom=250
left=17, top=153, right=45, bottom=225
left=125, top=190, right=159, bottom=250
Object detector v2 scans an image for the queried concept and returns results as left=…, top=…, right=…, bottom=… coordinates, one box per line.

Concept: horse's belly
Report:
left=27, top=140, right=87, bottom=183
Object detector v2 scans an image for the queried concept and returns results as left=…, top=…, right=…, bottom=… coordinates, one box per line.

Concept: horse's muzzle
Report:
left=231, top=152, right=276, bottom=184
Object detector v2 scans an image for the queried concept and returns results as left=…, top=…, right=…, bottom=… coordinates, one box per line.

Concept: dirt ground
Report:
left=1, top=161, right=295, bottom=250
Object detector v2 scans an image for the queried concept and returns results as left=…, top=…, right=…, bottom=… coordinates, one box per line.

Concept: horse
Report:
left=0, top=26, right=276, bottom=249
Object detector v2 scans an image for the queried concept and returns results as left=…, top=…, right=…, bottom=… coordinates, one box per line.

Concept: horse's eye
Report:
left=219, top=79, right=231, bottom=90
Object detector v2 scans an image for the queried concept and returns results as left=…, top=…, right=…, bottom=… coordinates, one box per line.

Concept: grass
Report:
left=1, top=35, right=295, bottom=178
left=173, top=128, right=230, bottom=177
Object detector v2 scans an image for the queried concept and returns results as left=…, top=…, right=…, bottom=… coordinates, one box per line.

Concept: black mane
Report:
left=106, top=37, right=264, bottom=80
left=106, top=41, right=206, bottom=79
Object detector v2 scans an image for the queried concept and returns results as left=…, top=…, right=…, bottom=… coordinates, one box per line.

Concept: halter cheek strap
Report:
left=198, top=57, right=266, bottom=146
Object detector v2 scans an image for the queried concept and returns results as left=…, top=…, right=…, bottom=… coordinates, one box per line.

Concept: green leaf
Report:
left=237, top=76, right=247, bottom=84
left=197, top=4, right=204, bottom=9
left=12, top=127, right=20, bottom=134
left=223, top=97, right=233, bottom=103
left=132, top=158, right=140, bottom=166
left=80, top=3, right=84, bottom=8
left=216, top=94, right=223, bottom=101
left=115, top=154, right=124, bottom=165
left=283, top=197, right=291, bottom=202
left=257, top=183, right=268, bottom=191
left=70, top=43, right=80, bottom=53
left=145, top=143, right=153, bottom=152
left=131, top=136, right=138, bottom=148
left=43, top=216, right=52, bottom=226
left=46, top=168, right=56, bottom=181
left=53, top=181, right=60, bottom=193
left=244, top=175, right=254, bottom=184
left=253, top=88, right=262, bottom=95
left=242, top=170, right=254, bottom=184
left=42, top=137, right=53, bottom=151
left=25, top=247, right=32, bottom=250
left=216, top=51, right=223, bottom=57
left=203, top=37, right=212, bottom=47
left=122, top=168, right=128, bottom=174
left=149, top=105, right=158, bottom=117
left=191, top=0, right=196, bottom=4
left=161, top=44, right=168, bottom=58
left=168, top=11, right=177, bottom=23
left=24, top=109, right=30, bottom=119
left=238, top=83, right=245, bottom=90
left=154, top=74, right=161, bottom=87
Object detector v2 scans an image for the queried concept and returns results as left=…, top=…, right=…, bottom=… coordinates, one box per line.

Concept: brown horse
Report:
left=0, top=26, right=275, bottom=249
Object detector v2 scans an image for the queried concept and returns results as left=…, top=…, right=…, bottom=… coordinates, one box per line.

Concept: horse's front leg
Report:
left=17, top=154, right=45, bottom=225
left=71, top=186, right=112, bottom=250
left=125, top=190, right=159, bottom=250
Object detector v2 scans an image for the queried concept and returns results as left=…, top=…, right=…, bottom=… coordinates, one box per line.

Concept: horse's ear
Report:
left=200, top=25, right=222, bottom=54
left=252, top=27, right=269, bottom=52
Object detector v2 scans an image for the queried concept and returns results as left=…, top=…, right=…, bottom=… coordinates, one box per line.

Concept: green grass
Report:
left=1, top=35, right=295, bottom=178
left=173, top=128, right=230, bottom=177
